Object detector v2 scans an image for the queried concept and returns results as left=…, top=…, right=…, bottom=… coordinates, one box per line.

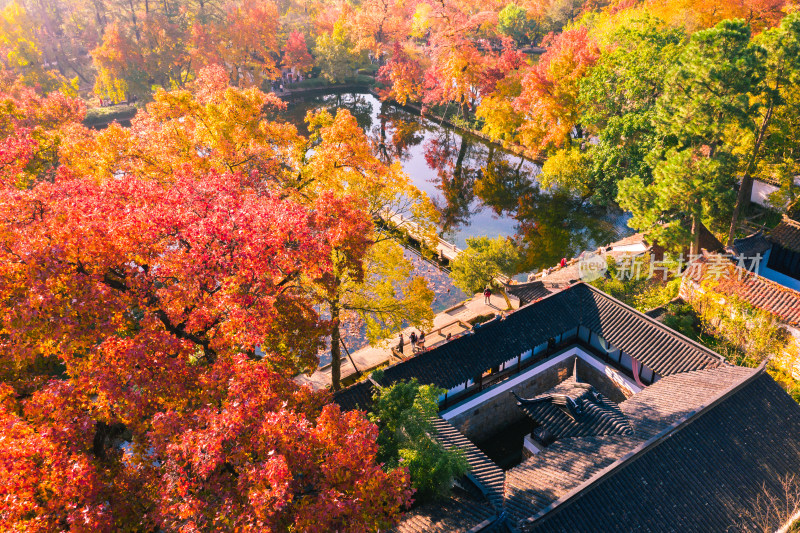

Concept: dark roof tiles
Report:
left=729, top=229, right=772, bottom=257
left=391, top=488, right=495, bottom=533
left=382, top=284, right=722, bottom=390
left=378, top=287, right=582, bottom=390
left=506, top=281, right=553, bottom=305
left=523, top=371, right=800, bottom=533
left=503, top=366, right=758, bottom=527
left=577, top=285, right=723, bottom=375
left=769, top=216, right=800, bottom=253
left=331, top=380, right=373, bottom=412
left=431, top=417, right=505, bottom=513
left=514, top=378, right=632, bottom=440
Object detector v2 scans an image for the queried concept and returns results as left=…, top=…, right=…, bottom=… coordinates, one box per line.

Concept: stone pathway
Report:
left=296, top=292, right=517, bottom=391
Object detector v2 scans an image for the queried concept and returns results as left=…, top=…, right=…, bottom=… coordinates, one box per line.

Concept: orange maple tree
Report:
left=284, top=31, right=315, bottom=73
left=514, top=27, right=600, bottom=155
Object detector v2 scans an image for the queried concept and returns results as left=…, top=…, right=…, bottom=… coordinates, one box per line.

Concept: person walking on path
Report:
left=397, top=333, right=404, bottom=354
left=418, top=331, right=426, bottom=352
left=560, top=257, right=567, bottom=268
left=484, top=286, right=492, bottom=304
left=410, top=331, right=418, bottom=352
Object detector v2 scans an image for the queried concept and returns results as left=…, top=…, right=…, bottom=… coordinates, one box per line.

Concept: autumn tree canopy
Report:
left=0, top=68, right=417, bottom=531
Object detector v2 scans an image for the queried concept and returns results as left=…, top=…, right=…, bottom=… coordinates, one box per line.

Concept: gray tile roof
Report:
left=391, top=488, right=496, bottom=533
left=577, top=286, right=724, bottom=375
left=729, top=229, right=771, bottom=257
left=331, top=380, right=373, bottom=411
left=341, top=284, right=725, bottom=399
left=504, top=366, right=757, bottom=528
left=506, top=280, right=553, bottom=305
left=431, top=417, right=505, bottom=513
left=513, top=378, right=633, bottom=440
left=376, top=286, right=582, bottom=390
left=523, top=370, right=800, bottom=533
left=770, top=216, right=800, bottom=254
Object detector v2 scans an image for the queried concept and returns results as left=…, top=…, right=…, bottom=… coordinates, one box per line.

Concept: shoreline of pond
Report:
left=84, top=81, right=545, bottom=168
left=370, top=88, right=546, bottom=166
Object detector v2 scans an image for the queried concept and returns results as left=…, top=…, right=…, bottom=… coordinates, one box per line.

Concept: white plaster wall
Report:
left=439, top=347, right=642, bottom=421
left=751, top=177, right=800, bottom=208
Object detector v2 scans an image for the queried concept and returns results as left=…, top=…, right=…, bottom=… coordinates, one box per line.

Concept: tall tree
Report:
left=727, top=12, right=800, bottom=243
left=562, top=16, right=685, bottom=204
left=497, top=2, right=538, bottom=45
left=0, top=1, right=75, bottom=93
left=352, top=0, right=410, bottom=59
left=283, top=30, right=314, bottom=73
left=218, top=0, right=281, bottom=86
left=0, top=73, right=414, bottom=531
left=92, top=14, right=190, bottom=102
left=377, top=41, right=426, bottom=105
left=300, top=109, right=436, bottom=390
left=369, top=379, right=468, bottom=502
left=619, top=19, right=763, bottom=253
left=314, top=20, right=365, bottom=83
left=0, top=80, right=85, bottom=187
left=62, top=65, right=299, bottom=185
left=514, top=27, right=599, bottom=156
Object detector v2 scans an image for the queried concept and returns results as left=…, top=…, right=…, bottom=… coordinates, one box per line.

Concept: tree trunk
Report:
left=727, top=103, right=774, bottom=245
left=690, top=212, right=700, bottom=258
left=499, top=285, right=512, bottom=310
left=129, top=0, right=141, bottom=41
left=454, top=137, right=468, bottom=180
left=330, top=299, right=342, bottom=391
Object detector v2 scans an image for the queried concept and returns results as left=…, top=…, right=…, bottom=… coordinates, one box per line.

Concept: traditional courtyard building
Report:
left=335, top=283, right=800, bottom=532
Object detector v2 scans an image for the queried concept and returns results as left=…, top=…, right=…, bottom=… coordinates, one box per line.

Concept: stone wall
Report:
left=575, top=357, right=631, bottom=403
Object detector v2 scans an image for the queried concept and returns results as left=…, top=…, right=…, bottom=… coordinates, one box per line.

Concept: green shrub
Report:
left=468, top=313, right=496, bottom=326
left=370, top=380, right=469, bottom=502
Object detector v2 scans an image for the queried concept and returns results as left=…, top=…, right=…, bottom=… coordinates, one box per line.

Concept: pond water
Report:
left=284, top=91, right=633, bottom=361
left=283, top=92, right=632, bottom=273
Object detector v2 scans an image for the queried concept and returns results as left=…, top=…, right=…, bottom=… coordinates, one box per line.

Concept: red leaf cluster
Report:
left=0, top=76, right=412, bottom=531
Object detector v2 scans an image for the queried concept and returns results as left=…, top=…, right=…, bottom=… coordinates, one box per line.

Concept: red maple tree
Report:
left=0, top=73, right=414, bottom=531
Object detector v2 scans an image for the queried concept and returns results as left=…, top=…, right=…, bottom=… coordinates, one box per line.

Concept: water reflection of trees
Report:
left=374, top=105, right=424, bottom=163
left=472, top=145, right=622, bottom=272
left=423, top=130, right=478, bottom=231
left=408, top=118, right=622, bottom=273
left=513, top=189, right=621, bottom=271
left=475, top=152, right=531, bottom=216
left=283, top=93, right=629, bottom=274
left=285, top=93, right=375, bottom=136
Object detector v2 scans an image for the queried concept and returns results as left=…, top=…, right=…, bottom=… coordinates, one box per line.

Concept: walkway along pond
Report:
left=89, top=91, right=635, bottom=367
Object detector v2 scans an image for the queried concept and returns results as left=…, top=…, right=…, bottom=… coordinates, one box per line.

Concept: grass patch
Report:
left=358, top=64, right=380, bottom=75
left=84, top=105, right=137, bottom=125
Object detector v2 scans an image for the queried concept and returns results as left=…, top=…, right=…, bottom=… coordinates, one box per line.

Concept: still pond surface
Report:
left=284, top=92, right=632, bottom=274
